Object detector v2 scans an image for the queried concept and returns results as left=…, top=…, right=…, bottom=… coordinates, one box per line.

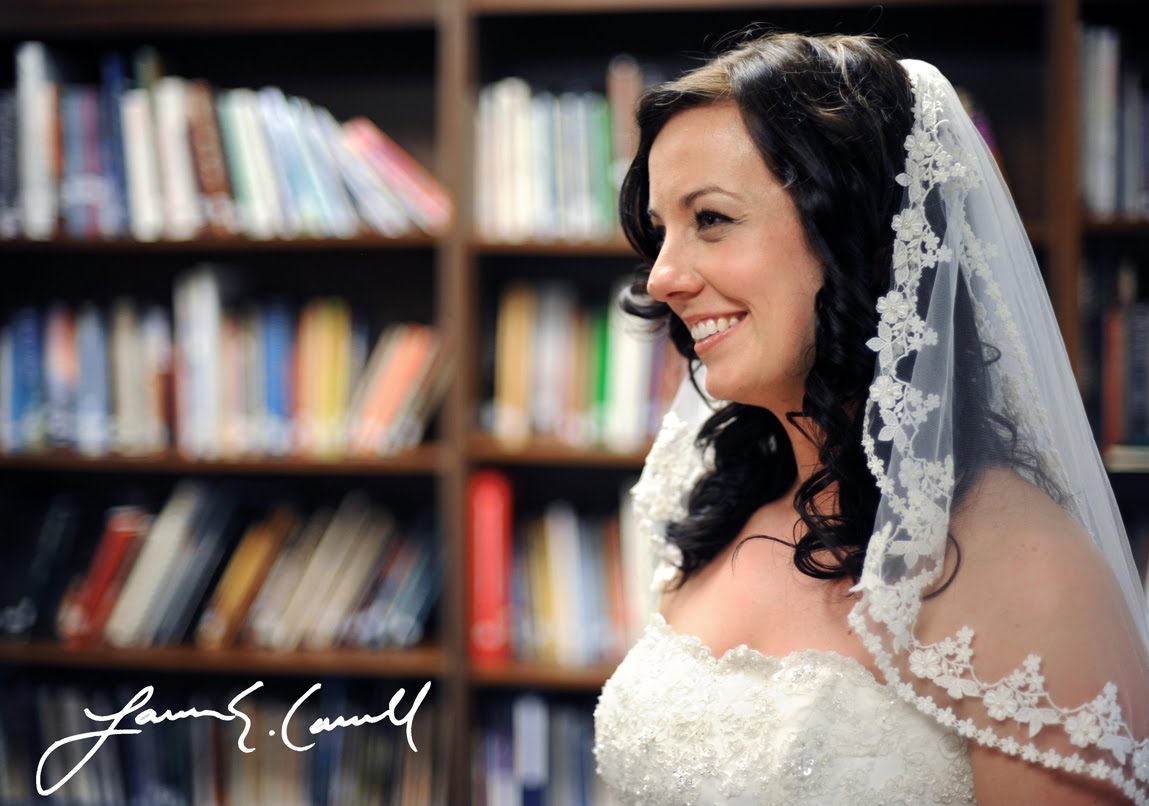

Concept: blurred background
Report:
left=0, top=0, right=1146, bottom=803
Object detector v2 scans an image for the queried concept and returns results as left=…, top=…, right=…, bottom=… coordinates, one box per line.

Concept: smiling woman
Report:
left=593, top=31, right=1149, bottom=806
left=645, top=101, right=822, bottom=416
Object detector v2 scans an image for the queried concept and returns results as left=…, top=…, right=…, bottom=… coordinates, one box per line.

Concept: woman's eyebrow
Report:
left=648, top=185, right=744, bottom=220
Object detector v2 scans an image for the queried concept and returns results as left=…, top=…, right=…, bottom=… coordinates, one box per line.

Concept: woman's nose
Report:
left=646, top=240, right=703, bottom=302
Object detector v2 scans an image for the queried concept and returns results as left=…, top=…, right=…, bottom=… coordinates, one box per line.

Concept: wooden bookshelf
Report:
left=0, top=234, right=438, bottom=253
left=0, top=445, right=444, bottom=475
left=0, top=640, right=448, bottom=677
left=1084, top=215, right=1149, bottom=236
left=468, top=435, right=649, bottom=469
left=0, top=0, right=436, bottom=34
left=470, top=237, right=634, bottom=258
left=469, top=658, right=620, bottom=691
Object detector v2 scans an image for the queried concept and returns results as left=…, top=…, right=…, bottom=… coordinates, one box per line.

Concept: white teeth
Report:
left=690, top=314, right=742, bottom=341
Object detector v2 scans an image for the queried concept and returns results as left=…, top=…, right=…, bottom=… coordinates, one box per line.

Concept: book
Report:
left=468, top=470, right=514, bottom=663
left=343, top=116, right=452, bottom=236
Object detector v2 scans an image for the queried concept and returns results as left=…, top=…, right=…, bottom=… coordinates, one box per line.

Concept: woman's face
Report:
left=646, top=101, right=823, bottom=413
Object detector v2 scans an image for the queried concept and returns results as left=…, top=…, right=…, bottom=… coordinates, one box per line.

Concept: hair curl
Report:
left=619, top=32, right=1054, bottom=591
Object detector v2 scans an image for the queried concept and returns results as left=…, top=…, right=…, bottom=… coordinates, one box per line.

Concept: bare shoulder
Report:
left=919, top=465, right=1139, bottom=691
left=946, top=465, right=1114, bottom=609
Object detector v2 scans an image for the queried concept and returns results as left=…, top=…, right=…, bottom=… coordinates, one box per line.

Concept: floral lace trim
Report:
left=630, top=410, right=709, bottom=591
left=650, top=612, right=886, bottom=691
left=854, top=62, right=1148, bottom=803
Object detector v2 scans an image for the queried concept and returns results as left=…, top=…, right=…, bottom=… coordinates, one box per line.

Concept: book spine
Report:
left=98, top=52, right=129, bottom=238
left=0, top=90, right=19, bottom=237
left=468, top=470, right=514, bottom=662
left=187, top=80, right=238, bottom=238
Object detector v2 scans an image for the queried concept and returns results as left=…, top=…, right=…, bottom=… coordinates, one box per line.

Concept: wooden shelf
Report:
left=1084, top=215, right=1149, bottom=235
left=0, top=640, right=448, bottom=678
left=0, top=234, right=438, bottom=253
left=470, top=0, right=1041, bottom=14
left=471, top=238, right=635, bottom=258
left=0, top=445, right=444, bottom=475
left=0, top=0, right=435, bottom=34
left=468, top=435, right=649, bottom=468
left=469, top=658, right=619, bottom=690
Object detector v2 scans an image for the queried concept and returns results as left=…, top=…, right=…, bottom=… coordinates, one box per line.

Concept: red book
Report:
left=1101, top=307, right=1126, bottom=449
left=468, top=470, right=514, bottom=663
left=343, top=117, right=452, bottom=236
left=62, top=506, right=148, bottom=647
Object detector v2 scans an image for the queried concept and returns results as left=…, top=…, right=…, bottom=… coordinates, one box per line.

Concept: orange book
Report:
left=350, top=324, right=435, bottom=455
left=600, top=515, right=629, bottom=660
left=468, top=470, right=514, bottom=663
left=196, top=504, right=298, bottom=649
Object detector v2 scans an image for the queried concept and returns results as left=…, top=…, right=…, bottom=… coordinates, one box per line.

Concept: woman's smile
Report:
left=691, top=313, right=745, bottom=355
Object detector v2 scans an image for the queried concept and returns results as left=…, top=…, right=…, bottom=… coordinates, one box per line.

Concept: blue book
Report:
left=263, top=299, right=294, bottom=455
left=0, top=90, right=17, bottom=238
left=75, top=303, right=110, bottom=455
left=11, top=306, right=44, bottom=453
left=60, top=87, right=88, bottom=238
left=98, top=52, right=129, bottom=239
left=257, top=87, right=309, bottom=236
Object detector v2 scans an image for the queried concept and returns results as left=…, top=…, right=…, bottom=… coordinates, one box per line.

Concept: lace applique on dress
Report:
left=594, top=613, right=975, bottom=805
left=630, top=410, right=711, bottom=592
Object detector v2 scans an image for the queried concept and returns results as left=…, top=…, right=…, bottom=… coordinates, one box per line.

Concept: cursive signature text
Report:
left=36, top=679, right=431, bottom=796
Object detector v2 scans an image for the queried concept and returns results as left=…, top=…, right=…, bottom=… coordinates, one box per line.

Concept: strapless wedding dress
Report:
left=593, top=612, right=975, bottom=804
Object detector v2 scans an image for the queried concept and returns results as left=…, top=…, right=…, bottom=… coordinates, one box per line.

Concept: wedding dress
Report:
left=594, top=48, right=1149, bottom=805
left=593, top=611, right=975, bottom=805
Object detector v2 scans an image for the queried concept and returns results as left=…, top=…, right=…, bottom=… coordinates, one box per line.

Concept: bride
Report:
left=593, top=32, right=1149, bottom=804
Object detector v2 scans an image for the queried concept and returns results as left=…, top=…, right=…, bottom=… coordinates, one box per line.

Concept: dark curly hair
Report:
left=620, top=32, right=1054, bottom=590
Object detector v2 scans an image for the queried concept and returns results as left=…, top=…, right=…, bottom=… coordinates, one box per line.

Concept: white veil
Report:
left=632, top=59, right=1149, bottom=801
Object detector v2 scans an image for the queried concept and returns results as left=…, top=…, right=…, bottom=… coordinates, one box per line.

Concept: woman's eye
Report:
left=695, top=210, right=730, bottom=229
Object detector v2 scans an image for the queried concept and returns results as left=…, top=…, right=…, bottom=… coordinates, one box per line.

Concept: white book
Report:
left=491, top=78, right=532, bottom=241
left=542, top=501, right=586, bottom=665
left=243, top=307, right=267, bottom=454
left=304, top=509, right=393, bottom=649
left=618, top=481, right=655, bottom=646
left=173, top=267, right=223, bottom=458
left=153, top=77, right=203, bottom=239
left=531, top=283, right=576, bottom=438
left=604, top=286, right=655, bottom=451
left=291, top=97, right=359, bottom=238
left=232, top=89, right=287, bottom=238
left=512, top=694, right=549, bottom=794
left=110, top=298, right=146, bottom=453
left=510, top=80, right=536, bottom=241
left=139, top=305, right=172, bottom=452
left=104, top=481, right=205, bottom=647
left=247, top=507, right=328, bottom=648
left=120, top=88, right=164, bottom=242
left=258, top=87, right=316, bottom=237
left=274, top=492, right=371, bottom=650
left=316, top=108, right=410, bottom=237
left=15, top=42, right=57, bottom=240
left=530, top=92, right=559, bottom=240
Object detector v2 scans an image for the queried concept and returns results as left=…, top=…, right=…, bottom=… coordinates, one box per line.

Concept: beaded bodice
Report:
left=593, top=612, right=975, bottom=805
